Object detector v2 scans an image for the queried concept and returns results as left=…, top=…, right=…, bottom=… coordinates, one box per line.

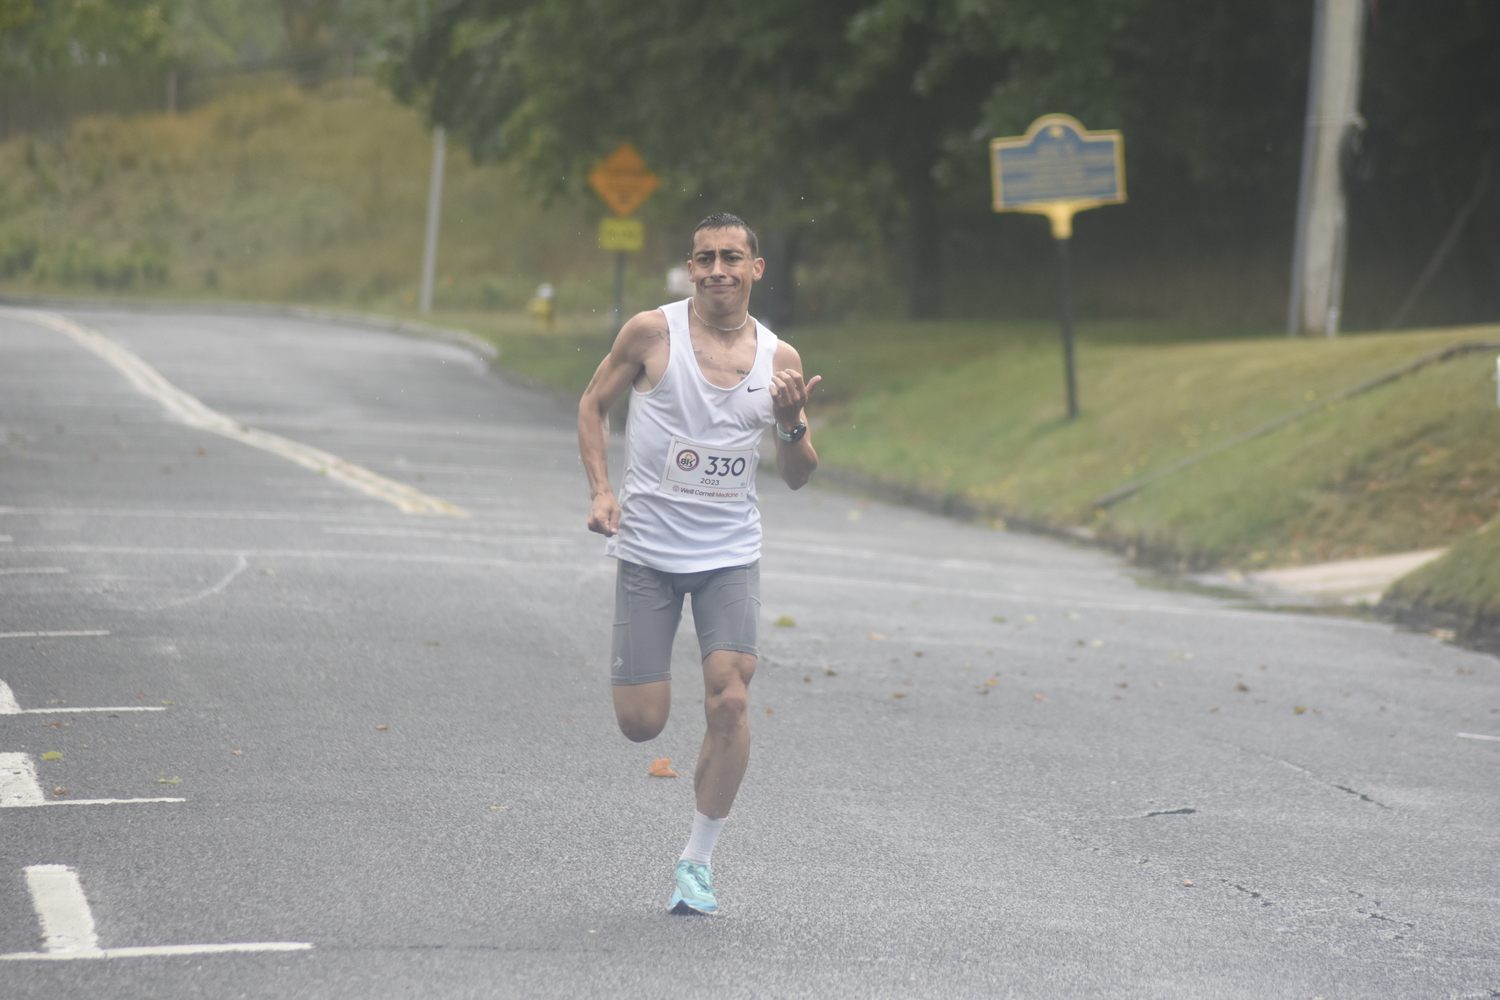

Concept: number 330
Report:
left=704, top=456, right=747, bottom=477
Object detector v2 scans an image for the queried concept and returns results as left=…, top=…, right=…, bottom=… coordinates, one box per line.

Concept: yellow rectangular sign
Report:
left=599, top=217, right=644, bottom=252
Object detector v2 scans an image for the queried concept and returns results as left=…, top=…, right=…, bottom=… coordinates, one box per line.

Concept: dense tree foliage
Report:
left=391, top=0, right=1499, bottom=325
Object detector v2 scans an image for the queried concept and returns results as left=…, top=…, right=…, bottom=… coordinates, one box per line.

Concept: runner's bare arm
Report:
left=769, top=341, right=820, bottom=491
left=578, top=312, right=670, bottom=535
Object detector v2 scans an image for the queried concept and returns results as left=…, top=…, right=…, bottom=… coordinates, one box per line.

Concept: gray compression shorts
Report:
left=611, top=559, right=760, bottom=686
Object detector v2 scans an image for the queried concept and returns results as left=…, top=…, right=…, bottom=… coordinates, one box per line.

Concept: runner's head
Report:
left=688, top=214, right=764, bottom=316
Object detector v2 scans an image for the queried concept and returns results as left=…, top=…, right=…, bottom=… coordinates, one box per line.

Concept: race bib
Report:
left=658, top=436, right=756, bottom=502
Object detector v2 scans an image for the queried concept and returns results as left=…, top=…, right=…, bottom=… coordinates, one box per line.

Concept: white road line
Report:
left=1457, top=732, right=1500, bottom=742
left=152, top=553, right=248, bottom=609
left=0, top=753, right=184, bottom=806
left=8, top=309, right=466, bottom=518
left=322, top=526, right=573, bottom=544
left=0, top=679, right=167, bottom=714
left=0, top=630, right=109, bottom=639
left=1, top=754, right=45, bottom=806
left=14, top=545, right=563, bottom=571
left=0, top=507, right=554, bottom=530
left=22, top=865, right=103, bottom=956
left=0, top=864, right=310, bottom=961
left=0, top=567, right=67, bottom=575
left=44, top=798, right=188, bottom=806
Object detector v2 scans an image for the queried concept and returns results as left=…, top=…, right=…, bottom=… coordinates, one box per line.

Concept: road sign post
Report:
left=990, top=115, right=1126, bottom=419
left=588, top=143, right=660, bottom=332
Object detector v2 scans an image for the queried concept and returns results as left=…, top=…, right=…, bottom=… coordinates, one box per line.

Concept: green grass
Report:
left=793, top=321, right=1500, bottom=570
left=0, top=75, right=680, bottom=318
left=1384, top=525, right=1500, bottom=631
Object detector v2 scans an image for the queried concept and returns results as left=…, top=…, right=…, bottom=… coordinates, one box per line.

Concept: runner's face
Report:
left=688, top=228, right=764, bottom=310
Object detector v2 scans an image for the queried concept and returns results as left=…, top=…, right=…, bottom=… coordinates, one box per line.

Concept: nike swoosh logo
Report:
left=746, top=386, right=765, bottom=392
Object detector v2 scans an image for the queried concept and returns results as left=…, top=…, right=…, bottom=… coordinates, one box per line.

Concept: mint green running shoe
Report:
left=667, top=860, right=718, bottom=915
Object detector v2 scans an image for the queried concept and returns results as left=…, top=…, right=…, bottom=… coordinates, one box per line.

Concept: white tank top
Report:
left=605, top=298, right=778, bottom=573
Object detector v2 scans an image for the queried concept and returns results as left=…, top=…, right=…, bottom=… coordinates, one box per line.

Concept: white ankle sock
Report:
left=680, top=811, right=727, bottom=865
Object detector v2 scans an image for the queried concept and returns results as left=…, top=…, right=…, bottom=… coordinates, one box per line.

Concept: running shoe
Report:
left=668, top=860, right=717, bottom=915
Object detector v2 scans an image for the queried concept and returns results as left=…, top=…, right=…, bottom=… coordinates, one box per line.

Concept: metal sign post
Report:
left=588, top=143, right=660, bottom=331
left=990, top=115, right=1126, bottom=419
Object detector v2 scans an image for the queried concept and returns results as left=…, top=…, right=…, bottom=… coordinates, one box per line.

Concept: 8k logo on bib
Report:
left=676, top=449, right=699, bottom=472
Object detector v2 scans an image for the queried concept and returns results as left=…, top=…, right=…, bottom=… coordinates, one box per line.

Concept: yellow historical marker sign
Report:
left=588, top=143, right=661, bottom=218
left=990, top=115, right=1125, bottom=239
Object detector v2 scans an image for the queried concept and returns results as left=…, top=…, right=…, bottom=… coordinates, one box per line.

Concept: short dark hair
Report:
left=691, top=213, right=758, bottom=257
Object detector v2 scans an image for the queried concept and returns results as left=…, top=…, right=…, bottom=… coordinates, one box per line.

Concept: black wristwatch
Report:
left=775, top=422, right=808, bottom=444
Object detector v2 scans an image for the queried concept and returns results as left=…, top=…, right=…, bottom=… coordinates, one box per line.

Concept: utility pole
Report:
left=1287, top=0, right=1366, bottom=337
left=419, top=126, right=446, bottom=315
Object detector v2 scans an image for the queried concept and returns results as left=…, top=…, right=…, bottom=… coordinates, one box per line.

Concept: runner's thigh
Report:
left=612, top=559, right=686, bottom=686
left=690, top=562, right=760, bottom=661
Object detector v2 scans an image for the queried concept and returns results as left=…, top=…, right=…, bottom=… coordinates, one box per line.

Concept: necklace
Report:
left=691, top=300, right=750, bottom=334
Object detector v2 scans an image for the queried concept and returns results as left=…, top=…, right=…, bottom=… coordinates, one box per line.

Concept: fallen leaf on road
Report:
left=984, top=679, right=998, bottom=687
left=803, top=675, right=811, bottom=683
left=1431, top=628, right=1456, bottom=641
left=1294, top=706, right=1307, bottom=715
left=160, top=701, right=175, bottom=706
left=1208, top=707, right=1219, bottom=713
left=1235, top=683, right=1249, bottom=692
left=1182, top=879, right=1194, bottom=887
left=773, top=616, right=796, bottom=627
left=40, top=751, right=61, bottom=760
left=53, top=787, right=67, bottom=796
left=232, top=750, right=243, bottom=754
left=156, top=774, right=181, bottom=784
left=1116, top=682, right=1128, bottom=688
left=765, top=708, right=774, bottom=714
left=823, top=667, right=837, bottom=676
left=892, top=692, right=906, bottom=699
left=375, top=725, right=388, bottom=730
left=43, top=721, right=65, bottom=727
left=868, top=633, right=885, bottom=641
left=1033, top=694, right=1049, bottom=701
left=648, top=758, right=679, bottom=777
left=1089, top=640, right=1105, bottom=647
left=992, top=617, right=1007, bottom=623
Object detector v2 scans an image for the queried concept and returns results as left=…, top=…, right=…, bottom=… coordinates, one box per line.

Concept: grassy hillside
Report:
left=0, top=75, right=680, bottom=322
left=790, top=322, right=1500, bottom=571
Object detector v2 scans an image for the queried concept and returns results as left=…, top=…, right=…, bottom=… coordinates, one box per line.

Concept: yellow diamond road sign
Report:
left=599, top=217, right=644, bottom=252
left=588, top=143, right=660, bottom=218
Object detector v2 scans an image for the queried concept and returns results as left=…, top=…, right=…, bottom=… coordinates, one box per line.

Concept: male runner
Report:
left=577, top=213, right=819, bottom=915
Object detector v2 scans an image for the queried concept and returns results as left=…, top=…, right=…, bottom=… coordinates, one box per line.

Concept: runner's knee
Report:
left=704, top=685, right=748, bottom=733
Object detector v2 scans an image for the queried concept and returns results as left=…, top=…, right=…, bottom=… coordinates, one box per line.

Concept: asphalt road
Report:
left=1, top=305, right=1496, bottom=999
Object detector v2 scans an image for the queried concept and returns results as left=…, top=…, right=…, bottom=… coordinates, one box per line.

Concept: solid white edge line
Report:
left=0, top=942, right=313, bottom=960
left=9, top=308, right=465, bottom=518
left=1456, top=732, right=1500, bottom=742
